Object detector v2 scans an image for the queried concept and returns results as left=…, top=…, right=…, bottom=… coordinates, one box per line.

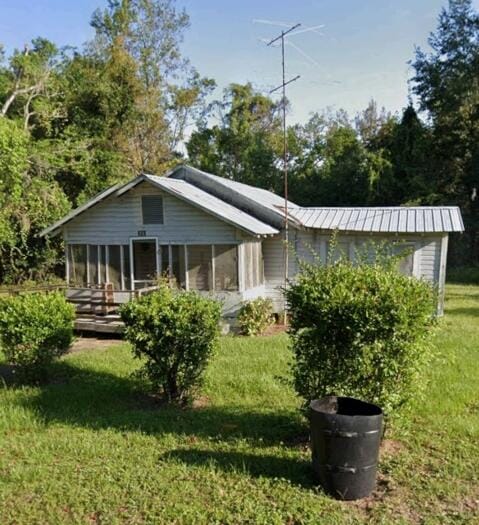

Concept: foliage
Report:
left=0, top=119, right=70, bottom=282
left=285, top=260, right=436, bottom=414
left=411, top=0, right=479, bottom=264
left=237, top=297, right=274, bottom=336
left=0, top=291, right=75, bottom=381
left=0, top=285, right=476, bottom=523
left=120, top=284, right=221, bottom=403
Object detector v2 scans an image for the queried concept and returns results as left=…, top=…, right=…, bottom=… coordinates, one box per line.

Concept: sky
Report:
left=1, top=0, right=476, bottom=124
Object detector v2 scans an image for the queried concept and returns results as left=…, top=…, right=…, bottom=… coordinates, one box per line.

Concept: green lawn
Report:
left=0, top=285, right=478, bottom=524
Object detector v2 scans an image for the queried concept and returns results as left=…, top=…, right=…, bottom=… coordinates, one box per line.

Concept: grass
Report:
left=0, top=285, right=478, bottom=524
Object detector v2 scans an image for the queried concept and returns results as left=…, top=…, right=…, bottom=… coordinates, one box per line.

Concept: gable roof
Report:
left=40, top=173, right=278, bottom=238
left=169, top=165, right=301, bottom=228
left=289, top=206, right=464, bottom=233
left=40, top=164, right=465, bottom=238
left=121, top=174, right=279, bottom=236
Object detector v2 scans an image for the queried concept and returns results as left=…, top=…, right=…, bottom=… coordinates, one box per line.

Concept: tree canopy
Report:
left=0, top=0, right=477, bottom=283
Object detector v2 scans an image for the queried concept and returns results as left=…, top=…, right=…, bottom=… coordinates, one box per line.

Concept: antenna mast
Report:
left=267, top=23, right=300, bottom=325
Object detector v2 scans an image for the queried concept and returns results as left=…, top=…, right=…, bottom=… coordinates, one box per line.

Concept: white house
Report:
left=41, top=164, right=464, bottom=329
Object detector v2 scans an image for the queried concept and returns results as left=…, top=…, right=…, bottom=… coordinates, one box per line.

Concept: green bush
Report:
left=0, top=291, right=75, bottom=381
left=285, top=261, right=436, bottom=414
left=120, top=285, right=221, bottom=403
left=237, top=298, right=274, bottom=336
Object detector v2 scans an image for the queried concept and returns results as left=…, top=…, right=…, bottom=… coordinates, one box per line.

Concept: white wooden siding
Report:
left=263, top=234, right=297, bottom=312
left=64, top=182, right=238, bottom=244
left=265, top=230, right=446, bottom=313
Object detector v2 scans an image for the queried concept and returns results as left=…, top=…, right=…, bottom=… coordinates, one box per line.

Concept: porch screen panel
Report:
left=248, top=242, right=255, bottom=289
left=159, top=245, right=169, bottom=278
left=122, top=245, right=131, bottom=289
left=68, top=244, right=87, bottom=286
left=108, top=245, right=122, bottom=289
left=258, top=243, right=264, bottom=285
left=252, top=243, right=259, bottom=287
left=88, top=245, right=98, bottom=286
left=214, top=245, right=238, bottom=291
left=99, top=245, right=107, bottom=283
left=171, top=245, right=186, bottom=288
left=187, top=245, right=212, bottom=291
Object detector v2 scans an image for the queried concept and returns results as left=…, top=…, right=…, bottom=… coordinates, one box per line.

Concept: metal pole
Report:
left=267, top=23, right=300, bottom=326
left=281, top=32, right=289, bottom=326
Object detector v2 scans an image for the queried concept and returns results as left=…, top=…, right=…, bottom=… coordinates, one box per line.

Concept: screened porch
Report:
left=65, top=239, right=264, bottom=312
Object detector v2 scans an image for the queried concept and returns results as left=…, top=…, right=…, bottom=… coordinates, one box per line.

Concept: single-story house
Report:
left=41, top=164, right=464, bottom=325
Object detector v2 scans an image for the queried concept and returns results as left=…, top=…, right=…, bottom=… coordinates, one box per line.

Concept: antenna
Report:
left=265, top=22, right=301, bottom=325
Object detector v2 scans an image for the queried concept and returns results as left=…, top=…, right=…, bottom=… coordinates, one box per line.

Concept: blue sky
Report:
left=1, top=0, right=474, bottom=123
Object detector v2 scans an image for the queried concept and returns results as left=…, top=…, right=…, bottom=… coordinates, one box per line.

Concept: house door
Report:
left=131, top=239, right=158, bottom=288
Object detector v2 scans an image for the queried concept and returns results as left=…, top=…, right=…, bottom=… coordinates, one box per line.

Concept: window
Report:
left=142, top=195, right=163, bottom=224
left=187, top=245, right=212, bottom=291
left=68, top=244, right=87, bottom=286
left=171, top=245, right=186, bottom=288
left=214, top=245, right=238, bottom=291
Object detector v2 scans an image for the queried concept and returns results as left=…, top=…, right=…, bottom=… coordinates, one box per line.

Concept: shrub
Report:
left=120, top=285, right=221, bottom=403
left=237, top=298, right=274, bottom=336
left=0, top=291, right=75, bottom=381
left=285, top=261, right=436, bottom=414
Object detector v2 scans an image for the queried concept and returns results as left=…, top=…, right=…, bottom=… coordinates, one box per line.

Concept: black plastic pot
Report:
left=310, top=396, right=383, bottom=500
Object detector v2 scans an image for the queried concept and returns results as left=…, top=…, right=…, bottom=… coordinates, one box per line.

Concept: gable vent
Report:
left=142, top=195, right=164, bottom=224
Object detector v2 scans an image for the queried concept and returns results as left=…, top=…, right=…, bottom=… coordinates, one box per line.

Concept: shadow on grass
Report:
left=161, top=449, right=315, bottom=489
left=8, top=360, right=305, bottom=447
left=445, top=305, right=479, bottom=317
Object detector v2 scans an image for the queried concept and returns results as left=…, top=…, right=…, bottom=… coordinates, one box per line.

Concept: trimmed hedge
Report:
left=120, top=285, right=221, bottom=403
left=0, top=291, right=75, bottom=381
left=285, top=260, right=436, bottom=414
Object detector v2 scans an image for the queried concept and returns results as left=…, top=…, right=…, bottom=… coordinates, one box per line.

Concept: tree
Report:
left=0, top=118, right=69, bottom=282
left=411, top=0, right=479, bottom=264
left=187, top=83, right=284, bottom=191
left=89, top=0, right=214, bottom=175
left=0, top=38, right=63, bottom=131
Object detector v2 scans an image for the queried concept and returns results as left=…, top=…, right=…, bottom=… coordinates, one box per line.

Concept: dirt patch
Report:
left=69, top=336, right=124, bottom=353
left=262, top=324, right=287, bottom=336
left=380, top=439, right=405, bottom=458
left=191, top=395, right=211, bottom=409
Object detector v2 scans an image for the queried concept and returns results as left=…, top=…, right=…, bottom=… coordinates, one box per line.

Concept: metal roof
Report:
left=169, top=165, right=301, bottom=225
left=41, top=173, right=279, bottom=237
left=289, top=206, right=464, bottom=233
left=143, top=175, right=278, bottom=236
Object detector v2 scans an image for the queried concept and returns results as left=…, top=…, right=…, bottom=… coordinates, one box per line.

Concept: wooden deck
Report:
left=0, top=283, right=158, bottom=335
left=75, top=314, right=125, bottom=334
left=67, top=284, right=158, bottom=334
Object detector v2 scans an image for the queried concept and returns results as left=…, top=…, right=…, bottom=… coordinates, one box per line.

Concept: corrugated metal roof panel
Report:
left=288, top=206, right=464, bottom=233
left=145, top=175, right=279, bottom=236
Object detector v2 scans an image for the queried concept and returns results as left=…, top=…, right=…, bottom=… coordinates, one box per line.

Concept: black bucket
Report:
left=310, top=396, right=383, bottom=500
